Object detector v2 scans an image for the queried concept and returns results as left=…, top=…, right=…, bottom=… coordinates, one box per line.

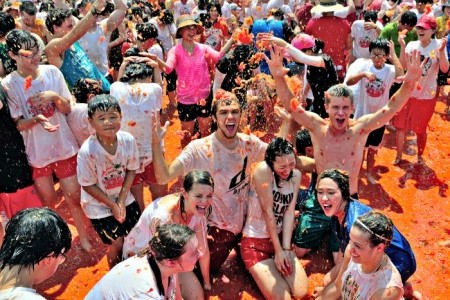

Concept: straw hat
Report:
left=176, top=14, right=202, bottom=38
left=311, top=0, right=344, bottom=14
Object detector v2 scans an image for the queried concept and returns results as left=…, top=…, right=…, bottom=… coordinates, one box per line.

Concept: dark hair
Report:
left=87, top=94, right=121, bottom=118
left=353, top=211, right=394, bottom=247
left=0, top=12, right=15, bottom=38
left=39, top=0, right=55, bottom=13
left=159, top=9, right=173, bottom=25
left=295, top=129, right=312, bottom=156
left=19, top=1, right=36, bottom=15
left=269, top=8, right=284, bottom=20
left=312, top=38, right=325, bottom=54
left=317, top=169, right=351, bottom=202
left=325, top=84, right=354, bottom=105
left=233, top=44, right=256, bottom=64
left=369, top=38, right=390, bottom=55
left=416, top=0, right=433, bottom=4
left=136, top=23, right=158, bottom=41
left=6, top=29, right=38, bottom=55
left=206, top=3, right=222, bottom=17
left=128, top=6, right=143, bottom=19
left=149, top=223, right=195, bottom=261
left=180, top=170, right=214, bottom=220
left=400, top=11, right=418, bottom=27
left=197, top=0, right=208, bottom=10
left=0, top=208, right=71, bottom=272
left=363, top=10, right=377, bottom=23
left=265, top=137, right=295, bottom=187
left=46, top=9, right=73, bottom=34
left=73, top=78, right=105, bottom=103
left=120, top=62, right=154, bottom=82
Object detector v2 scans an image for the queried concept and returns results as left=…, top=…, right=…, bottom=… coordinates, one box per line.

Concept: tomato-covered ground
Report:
left=37, top=99, right=450, bottom=299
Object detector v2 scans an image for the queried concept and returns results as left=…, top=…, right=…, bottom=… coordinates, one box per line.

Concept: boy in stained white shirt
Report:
left=345, top=38, right=403, bottom=184
left=77, top=95, right=141, bottom=268
left=1, top=29, right=92, bottom=252
left=349, top=10, right=383, bottom=63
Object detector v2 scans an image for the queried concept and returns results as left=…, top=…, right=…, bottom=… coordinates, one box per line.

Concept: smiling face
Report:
left=21, top=12, right=36, bottom=27
left=370, top=48, right=387, bottom=69
left=88, top=108, right=122, bottom=140
left=180, top=25, right=198, bottom=42
left=325, top=96, right=354, bottom=133
left=316, top=177, right=345, bottom=217
left=213, top=100, right=241, bottom=140
left=182, top=183, right=213, bottom=217
left=272, top=153, right=296, bottom=180
left=348, top=227, right=381, bottom=265
left=10, top=44, right=41, bottom=75
left=416, top=26, right=434, bottom=43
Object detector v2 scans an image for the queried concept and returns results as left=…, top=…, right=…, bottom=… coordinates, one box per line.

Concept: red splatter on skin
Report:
left=24, top=75, right=32, bottom=91
left=416, top=83, right=422, bottom=91
left=128, top=121, right=137, bottom=127
left=290, top=98, right=300, bottom=111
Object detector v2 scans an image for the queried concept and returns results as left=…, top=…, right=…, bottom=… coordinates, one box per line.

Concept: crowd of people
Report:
left=0, top=0, right=448, bottom=298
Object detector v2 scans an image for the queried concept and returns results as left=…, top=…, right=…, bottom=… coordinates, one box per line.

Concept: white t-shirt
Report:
left=221, top=0, right=232, bottom=19
left=405, top=39, right=447, bottom=100
left=85, top=255, right=178, bottom=300
left=2, top=65, right=78, bottom=168
left=67, top=103, right=95, bottom=147
left=243, top=169, right=300, bottom=238
left=346, top=58, right=395, bottom=118
left=341, top=255, right=403, bottom=299
left=77, top=131, right=140, bottom=219
left=177, top=133, right=267, bottom=234
left=149, top=18, right=176, bottom=53
left=79, top=20, right=110, bottom=75
left=173, top=0, right=196, bottom=20
left=110, top=82, right=162, bottom=172
left=122, top=195, right=207, bottom=259
left=351, top=20, right=383, bottom=59
left=0, top=287, right=46, bottom=300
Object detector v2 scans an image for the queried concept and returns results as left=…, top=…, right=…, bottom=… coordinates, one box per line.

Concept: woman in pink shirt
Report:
left=157, top=14, right=235, bottom=147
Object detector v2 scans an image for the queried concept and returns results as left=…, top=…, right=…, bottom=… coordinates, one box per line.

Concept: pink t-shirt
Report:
left=165, top=43, right=223, bottom=104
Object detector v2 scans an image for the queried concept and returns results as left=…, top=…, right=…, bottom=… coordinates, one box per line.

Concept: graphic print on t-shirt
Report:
left=26, top=97, right=56, bottom=118
left=341, top=273, right=361, bottom=299
left=365, top=77, right=385, bottom=98
left=272, top=190, right=293, bottom=226
left=420, top=54, right=432, bottom=76
left=102, top=163, right=125, bottom=191
left=228, top=156, right=249, bottom=195
left=358, top=36, right=371, bottom=48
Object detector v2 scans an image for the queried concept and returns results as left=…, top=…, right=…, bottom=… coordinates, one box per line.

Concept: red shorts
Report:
left=392, top=98, right=437, bottom=134
left=32, top=155, right=77, bottom=180
left=132, top=162, right=157, bottom=186
left=240, top=237, right=275, bottom=269
left=0, top=185, right=42, bottom=219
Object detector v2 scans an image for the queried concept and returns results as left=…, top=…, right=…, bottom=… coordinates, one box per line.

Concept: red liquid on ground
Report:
left=37, top=100, right=450, bottom=299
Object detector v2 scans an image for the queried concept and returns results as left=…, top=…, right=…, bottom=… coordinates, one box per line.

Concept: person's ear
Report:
left=8, top=51, right=18, bottom=60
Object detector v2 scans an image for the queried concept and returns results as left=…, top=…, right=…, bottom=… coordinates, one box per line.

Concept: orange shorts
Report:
left=392, top=98, right=437, bottom=134
left=32, top=155, right=78, bottom=180
left=132, top=162, right=157, bottom=185
left=240, top=237, right=275, bottom=269
left=0, top=185, right=42, bottom=219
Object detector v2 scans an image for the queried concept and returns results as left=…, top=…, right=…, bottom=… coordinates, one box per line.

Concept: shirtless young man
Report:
left=266, top=45, right=423, bottom=196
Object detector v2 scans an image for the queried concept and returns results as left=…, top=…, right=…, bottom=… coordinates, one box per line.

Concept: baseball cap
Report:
left=416, top=14, right=437, bottom=30
left=291, top=33, right=316, bottom=50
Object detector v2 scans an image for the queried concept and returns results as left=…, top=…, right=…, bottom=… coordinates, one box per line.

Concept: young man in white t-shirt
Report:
left=346, top=38, right=403, bottom=184
left=77, top=95, right=141, bottom=268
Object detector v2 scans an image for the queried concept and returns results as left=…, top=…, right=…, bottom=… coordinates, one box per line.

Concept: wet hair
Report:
left=325, top=84, right=354, bottom=105
left=159, top=9, right=174, bottom=25
left=180, top=170, right=214, bottom=220
left=120, top=62, right=154, bottom=82
left=363, top=10, right=377, bottom=23
left=211, top=90, right=242, bottom=118
left=39, top=0, right=55, bottom=13
left=5, top=29, right=38, bottom=55
left=400, top=11, right=418, bottom=27
left=295, top=129, right=312, bottom=156
left=311, top=38, right=325, bottom=54
left=87, top=94, right=121, bottom=118
left=136, top=22, right=158, bottom=41
left=19, top=1, right=36, bottom=15
left=149, top=223, right=195, bottom=261
left=46, top=9, right=73, bottom=34
left=0, top=12, right=15, bottom=38
left=0, top=208, right=71, bottom=272
left=317, top=169, right=351, bottom=203
left=265, top=137, right=295, bottom=187
left=128, top=6, right=143, bottom=20
left=369, top=38, right=390, bottom=56
left=353, top=211, right=394, bottom=248
left=73, top=78, right=105, bottom=103
left=416, top=0, right=433, bottom=4
left=233, top=44, right=256, bottom=64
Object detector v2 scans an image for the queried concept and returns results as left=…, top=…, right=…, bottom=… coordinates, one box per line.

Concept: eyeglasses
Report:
left=370, top=53, right=386, bottom=59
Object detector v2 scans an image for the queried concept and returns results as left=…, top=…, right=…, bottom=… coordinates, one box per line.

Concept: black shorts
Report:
left=90, top=201, right=141, bottom=245
left=165, top=70, right=177, bottom=93
left=437, top=69, right=449, bottom=86
left=365, top=125, right=386, bottom=149
left=177, top=92, right=213, bottom=122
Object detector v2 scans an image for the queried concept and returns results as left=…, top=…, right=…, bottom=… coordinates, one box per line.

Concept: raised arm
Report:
left=105, top=0, right=127, bottom=35
left=151, top=112, right=184, bottom=184
left=265, top=45, right=325, bottom=131
left=357, top=49, right=423, bottom=132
